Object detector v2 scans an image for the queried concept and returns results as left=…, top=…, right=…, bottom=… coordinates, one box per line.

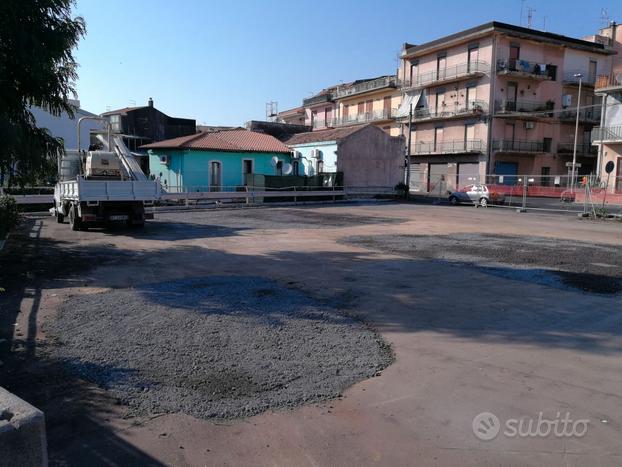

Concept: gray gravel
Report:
left=342, top=234, right=622, bottom=294
left=44, top=276, right=392, bottom=420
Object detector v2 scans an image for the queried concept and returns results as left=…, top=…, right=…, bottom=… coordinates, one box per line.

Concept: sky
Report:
left=73, top=0, right=622, bottom=126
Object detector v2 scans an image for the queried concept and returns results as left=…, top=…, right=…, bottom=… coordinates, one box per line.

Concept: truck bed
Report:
left=57, top=178, right=160, bottom=202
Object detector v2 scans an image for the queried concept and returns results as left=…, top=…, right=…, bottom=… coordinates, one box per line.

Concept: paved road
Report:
left=1, top=203, right=621, bottom=466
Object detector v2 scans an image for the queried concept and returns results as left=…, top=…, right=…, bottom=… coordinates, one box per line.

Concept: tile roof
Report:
left=141, top=129, right=292, bottom=153
left=284, top=124, right=369, bottom=145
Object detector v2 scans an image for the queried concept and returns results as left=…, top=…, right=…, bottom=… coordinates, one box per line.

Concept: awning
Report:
left=395, top=91, right=422, bottom=118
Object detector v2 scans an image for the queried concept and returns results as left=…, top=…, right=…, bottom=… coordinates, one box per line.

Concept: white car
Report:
left=448, top=184, right=505, bottom=207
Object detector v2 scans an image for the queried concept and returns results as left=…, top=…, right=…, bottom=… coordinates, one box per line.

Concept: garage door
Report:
left=428, top=163, right=448, bottom=194
left=457, top=163, right=479, bottom=190
left=409, top=163, right=424, bottom=192
left=495, top=161, right=518, bottom=185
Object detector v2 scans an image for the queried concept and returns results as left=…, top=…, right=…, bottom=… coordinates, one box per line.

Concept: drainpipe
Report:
left=487, top=34, right=498, bottom=181
left=596, top=91, right=607, bottom=179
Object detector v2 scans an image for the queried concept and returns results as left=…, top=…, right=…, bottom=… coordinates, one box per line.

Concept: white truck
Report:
left=51, top=117, right=160, bottom=230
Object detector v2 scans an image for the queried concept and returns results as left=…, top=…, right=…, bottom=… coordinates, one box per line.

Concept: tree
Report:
left=0, top=0, right=85, bottom=186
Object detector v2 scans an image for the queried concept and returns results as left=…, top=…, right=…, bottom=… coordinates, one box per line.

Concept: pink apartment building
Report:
left=398, top=21, right=615, bottom=192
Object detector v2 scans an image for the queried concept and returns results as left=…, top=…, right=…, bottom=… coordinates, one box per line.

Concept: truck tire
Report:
left=69, top=205, right=82, bottom=231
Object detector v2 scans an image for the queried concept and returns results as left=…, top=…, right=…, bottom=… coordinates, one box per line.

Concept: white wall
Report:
left=30, top=102, right=103, bottom=150
left=290, top=141, right=338, bottom=175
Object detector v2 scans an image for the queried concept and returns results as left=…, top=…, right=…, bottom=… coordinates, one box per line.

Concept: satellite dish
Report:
left=270, top=156, right=279, bottom=168
left=605, top=161, right=615, bottom=174
left=283, top=163, right=293, bottom=175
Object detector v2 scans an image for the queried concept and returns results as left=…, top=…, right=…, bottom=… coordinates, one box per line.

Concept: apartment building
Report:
left=592, top=22, right=622, bottom=194
left=398, top=21, right=614, bottom=192
left=331, top=76, right=402, bottom=135
left=302, top=86, right=338, bottom=131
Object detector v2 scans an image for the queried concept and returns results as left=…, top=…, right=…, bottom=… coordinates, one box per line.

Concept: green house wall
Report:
left=148, top=149, right=292, bottom=191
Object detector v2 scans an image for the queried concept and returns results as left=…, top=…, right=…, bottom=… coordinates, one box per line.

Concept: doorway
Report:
left=242, top=159, right=253, bottom=185
left=210, top=161, right=222, bottom=192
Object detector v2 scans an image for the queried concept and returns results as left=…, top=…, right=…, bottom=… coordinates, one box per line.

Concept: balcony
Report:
left=562, top=72, right=596, bottom=87
left=595, top=74, right=622, bottom=91
left=401, top=61, right=488, bottom=89
left=411, top=139, right=486, bottom=155
left=495, top=99, right=554, bottom=115
left=333, top=76, right=397, bottom=99
left=496, top=58, right=556, bottom=80
left=558, top=108, right=601, bottom=124
left=557, top=142, right=598, bottom=157
left=411, top=100, right=488, bottom=122
left=303, top=93, right=333, bottom=107
left=592, top=125, right=622, bottom=143
left=492, top=139, right=546, bottom=153
left=331, top=108, right=396, bottom=127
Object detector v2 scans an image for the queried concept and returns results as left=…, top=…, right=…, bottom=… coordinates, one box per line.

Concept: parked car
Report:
left=448, top=184, right=505, bottom=207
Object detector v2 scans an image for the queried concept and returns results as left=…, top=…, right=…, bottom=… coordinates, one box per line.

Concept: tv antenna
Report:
left=601, top=8, right=610, bottom=27
left=527, top=7, right=536, bottom=29
left=266, top=101, right=278, bottom=122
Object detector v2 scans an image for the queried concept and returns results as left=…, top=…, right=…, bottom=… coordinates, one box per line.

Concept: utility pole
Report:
left=571, top=73, right=582, bottom=192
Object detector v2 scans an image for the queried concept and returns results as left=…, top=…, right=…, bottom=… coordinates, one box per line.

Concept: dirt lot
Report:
left=1, top=202, right=621, bottom=466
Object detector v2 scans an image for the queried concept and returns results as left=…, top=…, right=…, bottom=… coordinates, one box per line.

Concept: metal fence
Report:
left=409, top=172, right=622, bottom=214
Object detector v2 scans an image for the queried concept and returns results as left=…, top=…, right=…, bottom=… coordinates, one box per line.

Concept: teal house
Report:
left=142, top=129, right=292, bottom=191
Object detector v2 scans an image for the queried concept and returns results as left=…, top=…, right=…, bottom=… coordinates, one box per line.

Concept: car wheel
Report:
left=69, top=204, right=82, bottom=231
left=479, top=197, right=488, bottom=208
left=449, top=196, right=459, bottom=206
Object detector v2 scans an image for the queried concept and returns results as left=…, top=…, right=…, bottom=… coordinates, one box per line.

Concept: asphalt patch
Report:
left=341, top=234, right=622, bottom=294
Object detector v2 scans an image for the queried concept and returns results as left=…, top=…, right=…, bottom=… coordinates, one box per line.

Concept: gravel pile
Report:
left=44, top=276, right=392, bottom=419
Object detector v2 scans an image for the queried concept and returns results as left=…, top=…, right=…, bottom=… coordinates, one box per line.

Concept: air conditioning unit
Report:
left=159, top=155, right=170, bottom=165
left=524, top=121, right=535, bottom=130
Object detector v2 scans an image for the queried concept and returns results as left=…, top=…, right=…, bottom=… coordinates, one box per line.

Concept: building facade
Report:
left=143, top=129, right=292, bottom=191
left=285, top=125, right=404, bottom=187
left=398, top=21, right=614, bottom=193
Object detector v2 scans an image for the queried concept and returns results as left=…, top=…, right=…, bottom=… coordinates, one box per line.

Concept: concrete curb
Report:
left=0, top=387, right=48, bottom=467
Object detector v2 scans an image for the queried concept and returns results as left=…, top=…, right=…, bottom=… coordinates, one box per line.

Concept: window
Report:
left=242, top=159, right=253, bottom=186
left=437, top=54, right=447, bottom=80
left=464, top=124, right=475, bottom=150
left=543, top=138, right=552, bottom=152
left=410, top=60, right=419, bottom=86
left=509, top=44, right=520, bottom=70
left=467, top=44, right=479, bottom=72
left=434, top=127, right=444, bottom=152
left=358, top=102, right=365, bottom=114
left=541, top=167, right=551, bottom=186
left=343, top=104, right=349, bottom=120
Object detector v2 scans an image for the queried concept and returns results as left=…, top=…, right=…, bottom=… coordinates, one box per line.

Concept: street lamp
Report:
left=571, top=73, right=582, bottom=192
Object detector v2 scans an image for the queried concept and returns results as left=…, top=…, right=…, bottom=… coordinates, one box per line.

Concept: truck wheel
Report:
left=69, top=205, right=82, bottom=231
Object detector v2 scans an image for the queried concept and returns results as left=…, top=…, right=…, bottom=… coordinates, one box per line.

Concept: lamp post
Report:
left=571, top=73, right=582, bottom=192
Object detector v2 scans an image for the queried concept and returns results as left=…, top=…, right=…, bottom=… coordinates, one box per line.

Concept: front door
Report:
left=210, top=161, right=222, bottom=192
left=242, top=159, right=253, bottom=186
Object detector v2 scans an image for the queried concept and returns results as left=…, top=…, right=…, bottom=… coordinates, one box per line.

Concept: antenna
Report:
left=265, top=101, right=278, bottom=122
left=601, top=8, right=610, bottom=28
left=543, top=16, right=547, bottom=32
left=527, top=7, right=535, bottom=29
left=129, top=99, right=136, bottom=107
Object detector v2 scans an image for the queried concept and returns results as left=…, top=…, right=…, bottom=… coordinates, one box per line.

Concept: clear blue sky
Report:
left=74, top=0, right=622, bottom=126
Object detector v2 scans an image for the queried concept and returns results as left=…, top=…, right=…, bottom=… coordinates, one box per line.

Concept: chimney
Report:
left=148, top=97, right=154, bottom=108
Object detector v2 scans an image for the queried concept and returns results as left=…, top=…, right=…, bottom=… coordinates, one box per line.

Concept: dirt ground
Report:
left=1, top=201, right=621, bottom=466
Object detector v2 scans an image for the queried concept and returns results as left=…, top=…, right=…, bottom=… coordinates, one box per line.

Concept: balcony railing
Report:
left=303, top=93, right=333, bottom=106
left=595, top=74, right=622, bottom=90
left=496, top=58, right=556, bottom=80
left=331, top=108, right=397, bottom=127
left=412, top=100, right=488, bottom=121
left=333, top=76, right=397, bottom=99
left=411, top=139, right=486, bottom=155
left=592, top=125, right=622, bottom=143
left=562, top=72, right=596, bottom=86
left=492, top=139, right=546, bottom=153
left=312, top=118, right=330, bottom=129
left=495, top=99, right=554, bottom=114
left=558, top=108, right=601, bottom=123
left=557, top=142, right=597, bottom=156
left=401, top=61, right=488, bottom=89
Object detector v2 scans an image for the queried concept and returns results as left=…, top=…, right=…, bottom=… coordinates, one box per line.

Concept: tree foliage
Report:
left=0, top=0, right=85, bottom=186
